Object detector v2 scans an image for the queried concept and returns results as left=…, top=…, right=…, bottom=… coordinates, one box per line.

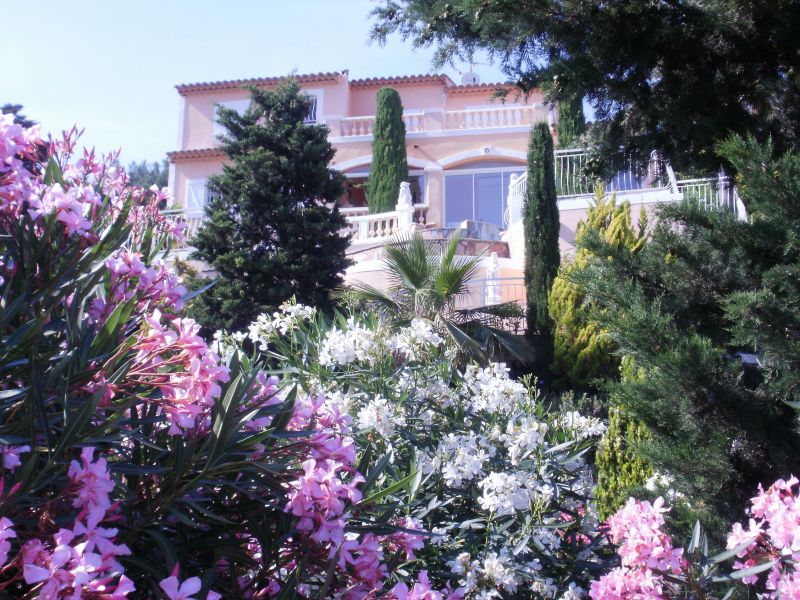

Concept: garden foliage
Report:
left=572, top=136, right=800, bottom=538
left=0, top=117, right=440, bottom=599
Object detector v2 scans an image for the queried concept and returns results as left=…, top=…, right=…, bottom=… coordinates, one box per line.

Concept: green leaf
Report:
left=360, top=470, right=418, bottom=505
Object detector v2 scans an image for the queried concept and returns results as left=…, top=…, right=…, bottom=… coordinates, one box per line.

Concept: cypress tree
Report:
left=368, top=88, right=408, bottom=213
left=524, top=123, right=560, bottom=372
left=556, top=94, right=586, bottom=148
left=189, top=81, right=352, bottom=332
left=549, top=187, right=646, bottom=390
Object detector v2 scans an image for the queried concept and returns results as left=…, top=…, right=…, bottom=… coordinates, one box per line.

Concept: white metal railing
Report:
left=554, top=149, right=670, bottom=198
left=443, top=105, right=544, bottom=131
left=455, top=277, right=527, bottom=310
left=676, top=176, right=747, bottom=221
left=503, top=150, right=747, bottom=227
left=504, top=173, right=527, bottom=226
left=161, top=209, right=205, bottom=249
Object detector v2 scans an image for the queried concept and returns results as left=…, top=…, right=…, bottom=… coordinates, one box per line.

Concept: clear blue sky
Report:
left=3, top=1, right=507, bottom=165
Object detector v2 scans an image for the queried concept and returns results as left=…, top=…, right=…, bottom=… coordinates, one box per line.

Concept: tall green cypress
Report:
left=556, top=94, right=586, bottom=148
left=524, top=123, right=560, bottom=372
left=368, top=88, right=408, bottom=213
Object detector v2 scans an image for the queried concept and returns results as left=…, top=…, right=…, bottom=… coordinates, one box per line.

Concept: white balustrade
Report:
left=339, top=116, right=375, bottom=137
left=443, top=105, right=543, bottom=130
left=402, top=113, right=425, bottom=133
left=335, top=105, right=544, bottom=138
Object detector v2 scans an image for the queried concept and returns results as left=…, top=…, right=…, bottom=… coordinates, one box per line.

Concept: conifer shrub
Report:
left=190, top=81, right=351, bottom=332
left=549, top=186, right=646, bottom=390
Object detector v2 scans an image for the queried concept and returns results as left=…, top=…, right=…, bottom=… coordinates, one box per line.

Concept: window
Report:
left=302, top=89, right=323, bottom=124
left=304, top=95, right=318, bottom=124
left=185, top=179, right=209, bottom=214
left=213, top=100, right=250, bottom=137
left=444, top=168, right=526, bottom=228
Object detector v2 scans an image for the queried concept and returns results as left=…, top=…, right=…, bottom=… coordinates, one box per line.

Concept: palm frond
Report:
left=382, top=235, right=435, bottom=292
left=339, top=282, right=402, bottom=315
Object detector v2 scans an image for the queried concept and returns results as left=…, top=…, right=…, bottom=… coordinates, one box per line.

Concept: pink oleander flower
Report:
left=590, top=566, right=666, bottom=600
left=391, top=570, right=450, bottom=600
left=159, top=575, right=221, bottom=600
left=0, top=516, right=16, bottom=568
left=727, top=475, right=800, bottom=596
left=1, top=443, right=30, bottom=470
left=68, top=447, right=115, bottom=512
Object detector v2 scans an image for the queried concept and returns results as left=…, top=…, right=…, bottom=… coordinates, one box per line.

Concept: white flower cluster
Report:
left=210, top=330, right=246, bottom=364
left=428, top=432, right=495, bottom=488
left=559, top=411, right=607, bottom=440
left=499, top=416, right=549, bottom=465
left=449, top=550, right=523, bottom=597
left=246, top=301, right=317, bottom=350
left=644, top=470, right=686, bottom=503
left=357, top=395, right=405, bottom=437
left=477, top=471, right=537, bottom=515
left=318, top=318, right=383, bottom=367
left=463, top=363, right=528, bottom=414
left=390, top=318, right=444, bottom=361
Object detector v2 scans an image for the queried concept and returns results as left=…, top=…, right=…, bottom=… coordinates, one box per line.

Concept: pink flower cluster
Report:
left=132, top=310, right=230, bottom=435
left=18, top=448, right=134, bottom=598
left=89, top=249, right=187, bottom=323
left=283, top=394, right=445, bottom=598
left=390, top=571, right=462, bottom=600
left=590, top=497, right=684, bottom=600
left=726, top=476, right=800, bottom=598
left=0, top=113, right=41, bottom=223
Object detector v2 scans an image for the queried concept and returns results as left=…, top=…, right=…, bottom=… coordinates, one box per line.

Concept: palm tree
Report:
left=344, top=233, right=533, bottom=365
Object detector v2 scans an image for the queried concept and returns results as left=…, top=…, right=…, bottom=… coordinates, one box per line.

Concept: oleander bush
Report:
left=0, top=118, right=440, bottom=599
left=216, top=304, right=616, bottom=598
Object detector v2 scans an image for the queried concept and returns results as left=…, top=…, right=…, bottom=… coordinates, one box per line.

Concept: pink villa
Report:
left=167, top=70, right=736, bottom=308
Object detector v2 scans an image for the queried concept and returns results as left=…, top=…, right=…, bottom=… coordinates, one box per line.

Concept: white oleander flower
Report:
left=357, top=395, right=404, bottom=437
left=318, top=318, right=383, bottom=367
left=463, top=363, right=528, bottom=414
left=559, top=411, right=607, bottom=440
left=477, top=471, right=536, bottom=515
left=391, top=318, right=445, bottom=361
left=429, top=432, right=495, bottom=488
left=501, top=416, right=549, bottom=465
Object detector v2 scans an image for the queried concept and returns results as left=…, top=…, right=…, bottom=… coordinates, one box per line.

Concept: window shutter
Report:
left=186, top=179, right=207, bottom=214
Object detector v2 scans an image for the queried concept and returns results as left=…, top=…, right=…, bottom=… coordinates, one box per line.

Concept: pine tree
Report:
left=190, top=81, right=351, bottom=332
left=524, top=123, right=560, bottom=372
left=368, top=88, right=408, bottom=213
left=572, top=135, right=800, bottom=538
left=556, top=95, right=586, bottom=148
left=549, top=186, right=646, bottom=390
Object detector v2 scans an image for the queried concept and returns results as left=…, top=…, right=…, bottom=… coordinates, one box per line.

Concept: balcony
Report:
left=328, top=104, right=547, bottom=140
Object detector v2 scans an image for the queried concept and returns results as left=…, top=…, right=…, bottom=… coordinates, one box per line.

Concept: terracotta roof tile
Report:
left=176, top=72, right=344, bottom=95
left=167, top=148, right=225, bottom=162
left=350, top=74, right=455, bottom=88
left=448, top=82, right=516, bottom=94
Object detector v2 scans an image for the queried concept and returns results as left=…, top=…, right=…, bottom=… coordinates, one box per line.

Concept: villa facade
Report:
left=167, top=71, right=739, bottom=308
